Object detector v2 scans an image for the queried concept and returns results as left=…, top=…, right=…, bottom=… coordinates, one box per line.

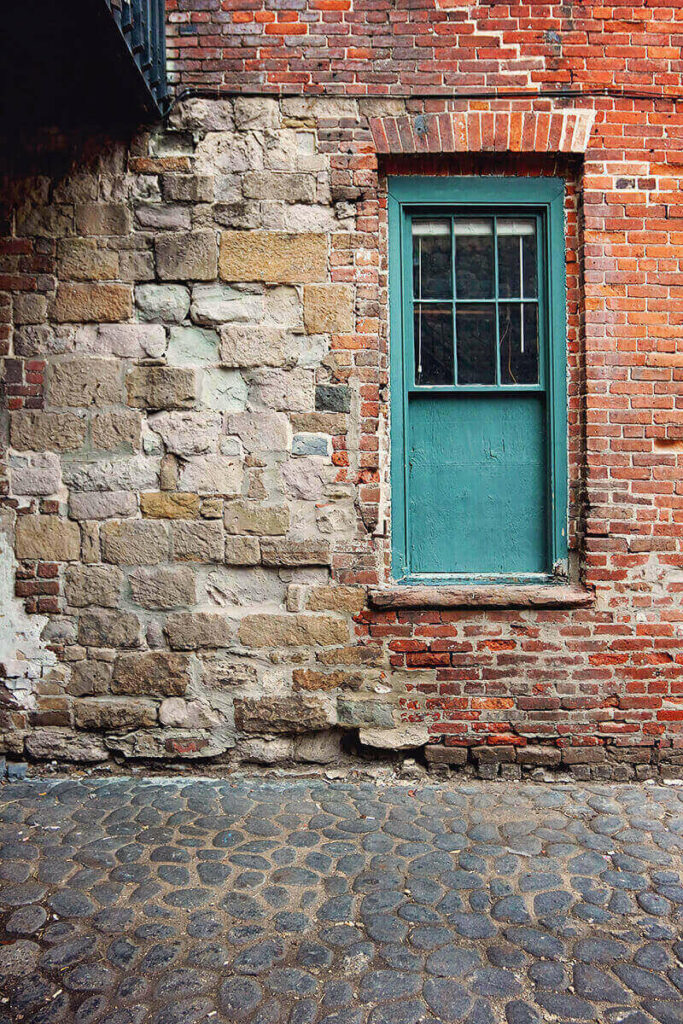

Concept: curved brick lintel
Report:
left=369, top=109, right=596, bottom=156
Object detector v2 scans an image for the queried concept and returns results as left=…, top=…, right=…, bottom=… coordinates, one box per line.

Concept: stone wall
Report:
left=1, top=93, right=682, bottom=779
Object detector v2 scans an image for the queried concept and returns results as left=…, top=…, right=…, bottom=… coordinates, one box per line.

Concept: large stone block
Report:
left=10, top=411, right=87, bottom=453
left=234, top=695, right=331, bottom=734
left=69, top=491, right=138, bottom=520
left=48, top=358, right=121, bottom=408
left=224, top=535, right=260, bottom=565
left=293, top=668, right=363, bottom=692
left=243, top=172, right=315, bottom=203
left=10, top=453, right=61, bottom=496
left=233, top=97, right=279, bottom=130
left=54, top=283, right=132, bottom=323
left=260, top=540, right=331, bottom=567
left=58, top=238, right=120, bottom=281
left=25, top=729, right=108, bottom=763
left=15, top=516, right=81, bottom=561
left=359, top=724, right=429, bottom=750
left=78, top=609, right=141, bottom=648
left=101, top=521, right=170, bottom=564
left=218, top=324, right=295, bottom=369
left=249, top=368, right=314, bottom=412
left=126, top=366, right=196, bottom=410
left=75, top=203, right=132, bottom=236
left=111, top=652, right=191, bottom=696
left=172, top=521, right=224, bottom=561
left=136, top=283, right=190, bottom=323
left=239, top=613, right=348, bottom=647
left=74, top=698, right=157, bottom=732
left=91, top=412, right=142, bottom=452
left=165, top=612, right=236, bottom=650
left=224, top=501, right=289, bottom=536
left=303, top=284, right=354, bottom=334
left=62, top=456, right=159, bottom=492
left=67, top=661, right=112, bottom=697
left=155, top=230, right=218, bottom=281
left=315, top=384, right=351, bottom=413
left=201, top=368, right=247, bottom=412
left=225, top=410, right=289, bottom=454
left=78, top=323, right=166, bottom=359
left=161, top=174, right=214, bottom=203
left=167, top=326, right=218, bottom=366
left=65, top=565, right=123, bottom=608
left=190, top=284, right=264, bottom=326
left=149, top=411, right=221, bottom=455
left=177, top=455, right=242, bottom=495
left=306, top=586, right=366, bottom=614
left=141, top=492, right=201, bottom=519
left=338, top=698, right=393, bottom=728
left=219, top=232, right=327, bottom=284
left=129, top=566, right=197, bottom=609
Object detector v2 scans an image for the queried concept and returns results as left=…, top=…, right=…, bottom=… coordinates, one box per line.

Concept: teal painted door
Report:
left=388, top=179, right=568, bottom=583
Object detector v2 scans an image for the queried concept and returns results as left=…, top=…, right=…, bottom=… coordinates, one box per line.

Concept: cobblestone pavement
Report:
left=1, top=777, right=683, bottom=1024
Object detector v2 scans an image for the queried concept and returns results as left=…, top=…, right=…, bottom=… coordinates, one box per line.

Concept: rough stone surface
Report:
left=15, top=516, right=81, bottom=561
left=111, top=652, right=191, bottom=696
left=49, top=357, right=121, bottom=408
left=129, top=566, right=197, bottom=609
left=224, top=501, right=290, bottom=536
left=100, top=521, right=170, bottom=565
left=54, top=283, right=132, bottom=322
left=239, top=614, right=348, bottom=647
left=10, top=411, right=87, bottom=452
left=65, top=565, right=123, bottom=608
left=136, top=283, right=191, bottom=323
left=127, top=367, right=196, bottom=411
left=155, top=230, right=218, bottom=281
left=219, top=232, right=327, bottom=283
left=234, top=696, right=332, bottom=733
left=303, top=284, right=354, bottom=333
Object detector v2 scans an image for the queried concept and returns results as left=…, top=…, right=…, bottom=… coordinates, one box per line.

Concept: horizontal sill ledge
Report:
left=368, top=584, right=594, bottom=610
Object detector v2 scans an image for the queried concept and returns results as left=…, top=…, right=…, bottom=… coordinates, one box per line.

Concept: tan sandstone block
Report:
left=239, top=613, right=348, bottom=647
left=306, top=586, right=366, bottom=614
left=54, top=283, right=132, bottom=323
left=58, top=239, right=120, bottom=281
left=224, top=535, right=260, bottom=565
left=91, top=412, right=142, bottom=452
left=15, top=516, right=81, bottom=561
left=111, top=652, right=191, bottom=696
left=140, top=492, right=201, bottom=519
left=49, top=358, right=122, bottom=408
left=65, top=565, right=123, bottom=608
left=219, top=325, right=295, bottom=368
left=172, top=521, right=224, bottom=562
left=129, top=566, right=197, bottom=609
left=74, top=698, right=157, bottom=732
left=292, top=668, right=363, bottom=692
left=100, top=521, right=170, bottom=564
left=74, top=203, right=132, bottom=236
left=260, top=539, right=331, bottom=567
left=10, top=411, right=87, bottom=452
left=219, top=232, right=327, bottom=284
left=126, top=366, right=196, bottom=411
left=303, top=284, right=354, bottom=333
left=234, top=695, right=332, bottom=734
left=155, top=230, right=218, bottom=281
left=165, top=612, right=236, bottom=650
left=224, top=501, right=289, bottom=536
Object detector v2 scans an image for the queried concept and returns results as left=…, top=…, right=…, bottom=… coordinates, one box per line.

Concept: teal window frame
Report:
left=388, top=176, right=568, bottom=585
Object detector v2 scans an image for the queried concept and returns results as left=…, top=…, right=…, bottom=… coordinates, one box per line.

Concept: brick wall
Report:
left=0, top=2, right=682, bottom=778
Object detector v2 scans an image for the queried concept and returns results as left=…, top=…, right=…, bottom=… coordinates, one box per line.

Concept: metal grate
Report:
left=105, top=0, right=168, bottom=113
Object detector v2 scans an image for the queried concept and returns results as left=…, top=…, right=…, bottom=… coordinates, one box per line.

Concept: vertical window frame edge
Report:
left=387, top=176, right=568, bottom=585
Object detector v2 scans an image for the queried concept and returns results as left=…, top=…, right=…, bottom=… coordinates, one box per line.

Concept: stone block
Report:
left=162, top=174, right=214, bottom=203
left=472, top=745, right=517, bottom=764
left=10, top=453, right=61, bottom=496
left=219, top=324, right=295, bottom=368
left=75, top=203, right=132, bottom=236
left=126, top=366, right=196, bottom=410
left=249, top=368, right=314, bottom=412
left=63, top=456, right=159, bottom=493
left=306, top=586, right=366, bottom=614
left=293, top=669, right=362, bottom=692
left=239, top=613, right=348, bottom=647
left=148, top=411, right=221, bottom=456
left=190, top=284, right=264, bottom=326
left=136, top=283, right=190, bottom=323
left=260, top=539, right=331, bottom=567
left=243, top=171, right=315, bottom=203
left=101, top=521, right=170, bottom=564
left=233, top=97, right=279, bottom=129
left=167, top=326, right=218, bottom=365
left=78, top=323, right=166, bottom=359
left=136, top=204, right=192, bottom=230
left=155, top=230, right=217, bottom=281
left=69, top=491, right=138, bottom=520
left=111, top=652, right=191, bottom=696
left=11, top=411, right=87, bottom=453
left=224, top=535, right=261, bottom=565
left=517, top=745, right=561, bottom=767
left=65, top=565, right=123, bottom=608
left=49, top=358, right=121, bottom=408
left=177, top=455, right=241, bottom=495
left=25, top=729, right=108, bottom=763
left=359, top=725, right=429, bottom=750
left=74, top=699, right=157, bottom=732
left=224, top=501, right=289, bottom=536
left=15, top=516, right=81, bottom=561
left=234, top=695, right=331, bottom=735
left=91, top=412, right=141, bottom=452
left=58, top=239, right=120, bottom=281
left=292, top=433, right=329, bottom=457
left=170, top=97, right=234, bottom=131
left=219, top=232, right=327, bottom=284
left=225, top=410, right=289, bottom=454
left=561, top=746, right=606, bottom=765
left=315, top=384, right=351, bottom=413
left=119, top=251, right=155, bottom=283
left=201, top=368, right=247, bottom=412
left=13, top=293, right=48, bottom=325
left=338, top=698, right=393, bottom=728
left=165, top=612, right=236, bottom=650
left=129, top=566, right=197, bottom=609
left=54, top=283, right=132, bottom=323
left=158, top=697, right=220, bottom=729
left=303, top=284, right=354, bottom=334
left=317, top=645, right=385, bottom=667
left=66, top=661, right=112, bottom=697
left=172, top=520, right=224, bottom=561
left=141, top=492, right=201, bottom=519
left=78, top=609, right=141, bottom=648
left=425, top=744, right=468, bottom=765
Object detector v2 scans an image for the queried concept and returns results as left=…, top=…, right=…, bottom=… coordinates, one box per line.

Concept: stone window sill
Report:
left=368, top=584, right=594, bottom=610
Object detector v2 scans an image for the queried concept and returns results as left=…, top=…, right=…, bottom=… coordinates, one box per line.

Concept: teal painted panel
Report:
left=407, top=393, right=548, bottom=574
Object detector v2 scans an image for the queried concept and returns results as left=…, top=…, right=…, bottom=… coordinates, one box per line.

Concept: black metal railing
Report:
left=105, top=0, right=168, bottom=115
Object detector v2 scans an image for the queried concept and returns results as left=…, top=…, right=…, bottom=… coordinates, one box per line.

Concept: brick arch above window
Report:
left=369, top=110, right=596, bottom=156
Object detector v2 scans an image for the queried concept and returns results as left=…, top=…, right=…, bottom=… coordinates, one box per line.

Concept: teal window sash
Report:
left=388, top=176, right=568, bottom=585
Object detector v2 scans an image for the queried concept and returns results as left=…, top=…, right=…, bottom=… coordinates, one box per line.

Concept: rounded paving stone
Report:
left=423, top=977, right=472, bottom=1019
left=5, top=903, right=47, bottom=935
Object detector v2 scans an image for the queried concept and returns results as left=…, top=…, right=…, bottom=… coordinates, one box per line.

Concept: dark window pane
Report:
left=456, top=305, right=496, bottom=385
left=414, top=303, right=454, bottom=385
left=499, top=302, right=539, bottom=385
left=412, top=220, right=452, bottom=299
left=498, top=218, right=537, bottom=298
left=454, top=219, right=494, bottom=299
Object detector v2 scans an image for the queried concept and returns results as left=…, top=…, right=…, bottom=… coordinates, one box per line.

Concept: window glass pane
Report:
left=498, top=218, right=537, bottom=298
left=412, top=220, right=452, bottom=299
left=456, top=305, right=496, bottom=385
left=499, top=303, right=539, bottom=385
left=454, top=219, right=494, bottom=299
left=414, top=303, right=454, bottom=385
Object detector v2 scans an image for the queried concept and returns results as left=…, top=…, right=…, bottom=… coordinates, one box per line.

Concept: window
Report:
left=388, top=177, right=567, bottom=583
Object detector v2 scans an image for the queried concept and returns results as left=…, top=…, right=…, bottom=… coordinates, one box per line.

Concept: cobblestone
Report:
left=0, top=778, right=682, bottom=1023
